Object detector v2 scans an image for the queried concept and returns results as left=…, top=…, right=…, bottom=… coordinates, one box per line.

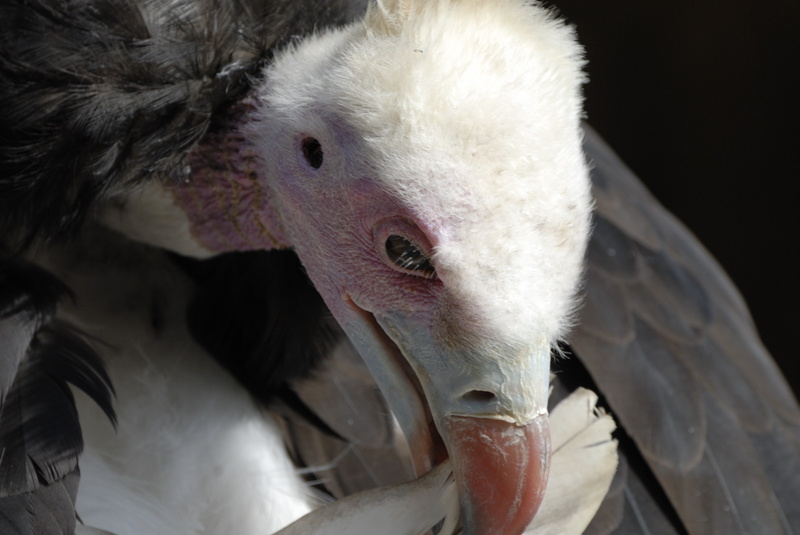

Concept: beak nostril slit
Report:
left=462, top=390, right=497, bottom=405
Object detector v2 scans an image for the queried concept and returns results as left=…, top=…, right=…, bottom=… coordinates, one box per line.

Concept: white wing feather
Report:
left=527, top=388, right=618, bottom=535
left=277, top=387, right=617, bottom=535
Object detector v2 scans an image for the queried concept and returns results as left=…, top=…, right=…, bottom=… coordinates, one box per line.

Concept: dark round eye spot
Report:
left=385, top=234, right=436, bottom=278
left=301, top=137, right=323, bottom=169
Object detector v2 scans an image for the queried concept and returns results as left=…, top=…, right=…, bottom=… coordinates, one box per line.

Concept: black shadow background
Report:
left=552, top=0, right=799, bottom=395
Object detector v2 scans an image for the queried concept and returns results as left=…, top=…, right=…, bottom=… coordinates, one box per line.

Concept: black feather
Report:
left=1, top=259, right=69, bottom=401
left=0, top=322, right=115, bottom=497
left=0, top=259, right=67, bottom=326
left=175, top=249, right=339, bottom=405
left=0, top=0, right=364, bottom=252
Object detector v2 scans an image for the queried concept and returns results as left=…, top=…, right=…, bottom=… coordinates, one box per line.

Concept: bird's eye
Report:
left=385, top=235, right=436, bottom=278
left=301, top=137, right=323, bottom=169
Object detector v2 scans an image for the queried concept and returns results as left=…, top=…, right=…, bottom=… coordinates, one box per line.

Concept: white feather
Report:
left=99, top=181, right=215, bottom=259
left=527, top=388, right=618, bottom=534
left=75, top=526, right=116, bottom=535
left=275, top=387, right=617, bottom=535
left=276, top=462, right=460, bottom=535
left=35, top=240, right=316, bottom=535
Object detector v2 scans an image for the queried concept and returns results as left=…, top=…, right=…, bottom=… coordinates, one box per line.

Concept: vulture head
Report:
left=104, top=0, right=592, bottom=532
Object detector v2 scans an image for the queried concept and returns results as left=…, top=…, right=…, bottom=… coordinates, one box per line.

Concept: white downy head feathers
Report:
left=255, top=0, right=592, bottom=349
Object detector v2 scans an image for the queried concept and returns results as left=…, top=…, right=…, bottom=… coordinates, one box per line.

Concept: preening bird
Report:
left=1, top=1, right=798, bottom=534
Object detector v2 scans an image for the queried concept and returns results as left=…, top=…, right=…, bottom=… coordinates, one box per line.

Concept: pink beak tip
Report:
left=443, top=414, right=551, bottom=535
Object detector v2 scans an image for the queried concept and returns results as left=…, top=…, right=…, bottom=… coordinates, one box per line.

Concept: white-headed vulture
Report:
left=1, top=1, right=798, bottom=534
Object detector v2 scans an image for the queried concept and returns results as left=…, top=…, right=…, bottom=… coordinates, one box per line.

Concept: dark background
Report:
left=551, top=0, right=799, bottom=395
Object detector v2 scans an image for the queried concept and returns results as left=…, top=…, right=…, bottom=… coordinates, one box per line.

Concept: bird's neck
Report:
left=171, top=96, right=289, bottom=253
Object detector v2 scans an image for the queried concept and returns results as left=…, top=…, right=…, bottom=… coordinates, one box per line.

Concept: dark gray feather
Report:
left=574, top=125, right=800, bottom=534
left=0, top=322, right=115, bottom=497
left=0, top=469, right=80, bottom=535
left=1, top=260, right=69, bottom=400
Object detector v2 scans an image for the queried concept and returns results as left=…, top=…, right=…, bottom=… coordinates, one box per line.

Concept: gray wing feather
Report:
left=574, top=125, right=800, bottom=534
left=587, top=457, right=684, bottom=535
left=277, top=336, right=415, bottom=500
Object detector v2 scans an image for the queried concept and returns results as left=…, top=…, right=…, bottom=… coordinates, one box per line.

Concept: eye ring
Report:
left=301, top=137, right=323, bottom=169
left=385, top=234, right=436, bottom=279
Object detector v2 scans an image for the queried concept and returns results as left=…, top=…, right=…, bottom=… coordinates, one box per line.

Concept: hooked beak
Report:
left=341, top=301, right=552, bottom=535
